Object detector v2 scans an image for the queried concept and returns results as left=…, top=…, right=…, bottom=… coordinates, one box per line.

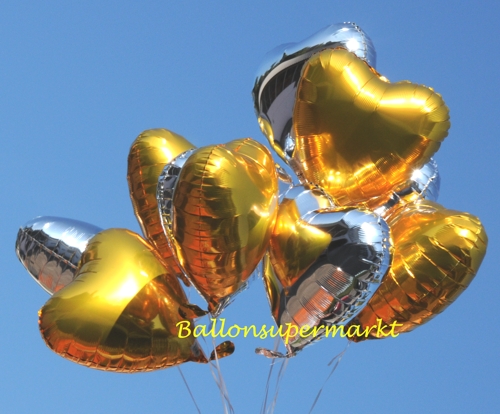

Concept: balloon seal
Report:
left=210, top=341, right=235, bottom=360
left=178, top=303, right=208, bottom=319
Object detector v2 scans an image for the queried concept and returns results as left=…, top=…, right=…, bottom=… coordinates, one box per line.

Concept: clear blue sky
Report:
left=2, top=1, right=499, bottom=413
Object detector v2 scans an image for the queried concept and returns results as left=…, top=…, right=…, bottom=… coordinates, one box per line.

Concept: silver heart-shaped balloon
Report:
left=260, top=185, right=391, bottom=356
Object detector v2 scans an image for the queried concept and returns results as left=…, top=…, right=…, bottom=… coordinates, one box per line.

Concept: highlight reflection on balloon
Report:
left=261, top=185, right=391, bottom=355
left=158, top=138, right=279, bottom=316
left=39, top=229, right=234, bottom=372
left=349, top=200, right=487, bottom=340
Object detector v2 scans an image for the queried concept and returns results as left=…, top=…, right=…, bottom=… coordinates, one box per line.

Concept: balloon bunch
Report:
left=16, top=23, right=487, bottom=372
left=252, top=23, right=487, bottom=354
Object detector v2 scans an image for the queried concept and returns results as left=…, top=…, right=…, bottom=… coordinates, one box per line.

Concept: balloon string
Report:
left=308, top=341, right=351, bottom=414
left=212, top=333, right=234, bottom=414
left=260, top=361, right=275, bottom=414
left=260, top=336, right=281, bottom=414
left=203, top=337, right=229, bottom=414
left=201, top=319, right=234, bottom=414
left=268, top=357, right=289, bottom=413
left=260, top=335, right=290, bottom=414
left=177, top=367, right=202, bottom=414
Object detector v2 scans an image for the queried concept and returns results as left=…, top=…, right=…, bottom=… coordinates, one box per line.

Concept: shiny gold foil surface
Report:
left=127, top=129, right=195, bottom=283
left=292, top=49, right=450, bottom=206
left=350, top=200, right=487, bottom=340
left=170, top=138, right=279, bottom=313
left=38, top=229, right=231, bottom=372
left=269, top=196, right=334, bottom=288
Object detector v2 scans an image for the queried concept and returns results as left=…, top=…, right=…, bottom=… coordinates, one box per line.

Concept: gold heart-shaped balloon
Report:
left=349, top=200, right=487, bottom=340
left=39, top=229, right=233, bottom=372
left=267, top=189, right=334, bottom=289
left=292, top=48, right=450, bottom=206
left=127, top=128, right=195, bottom=283
left=166, top=138, right=278, bottom=314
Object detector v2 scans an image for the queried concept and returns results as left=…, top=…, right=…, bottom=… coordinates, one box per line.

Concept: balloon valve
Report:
left=210, top=341, right=235, bottom=360
left=178, top=303, right=208, bottom=319
left=255, top=347, right=295, bottom=359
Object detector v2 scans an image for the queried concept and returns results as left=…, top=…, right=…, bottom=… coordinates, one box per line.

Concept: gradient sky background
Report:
left=2, top=1, right=499, bottom=413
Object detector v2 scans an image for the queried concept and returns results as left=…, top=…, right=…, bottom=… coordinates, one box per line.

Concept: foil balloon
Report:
left=39, top=228, right=234, bottom=372
left=349, top=200, right=487, bottom=340
left=290, top=48, right=450, bottom=205
left=259, top=185, right=391, bottom=356
left=128, top=128, right=196, bottom=284
left=371, top=158, right=440, bottom=214
left=394, top=158, right=440, bottom=203
left=16, top=216, right=102, bottom=294
left=158, top=138, right=279, bottom=315
left=253, top=22, right=376, bottom=162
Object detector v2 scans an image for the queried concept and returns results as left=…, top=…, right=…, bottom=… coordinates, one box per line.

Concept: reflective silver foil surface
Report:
left=15, top=216, right=102, bottom=294
left=252, top=22, right=376, bottom=159
left=407, top=158, right=440, bottom=202
left=375, top=158, right=441, bottom=216
left=157, top=149, right=196, bottom=236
